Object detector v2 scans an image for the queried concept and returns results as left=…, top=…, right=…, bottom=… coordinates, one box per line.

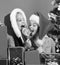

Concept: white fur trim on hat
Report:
left=10, top=8, right=27, bottom=43
left=58, top=5, right=60, bottom=10
left=29, top=14, right=39, bottom=25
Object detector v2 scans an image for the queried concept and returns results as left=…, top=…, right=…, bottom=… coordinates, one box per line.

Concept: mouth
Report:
left=30, top=28, right=34, bottom=32
left=31, top=30, right=34, bottom=32
left=21, top=25, right=25, bottom=27
left=30, top=32, right=33, bottom=37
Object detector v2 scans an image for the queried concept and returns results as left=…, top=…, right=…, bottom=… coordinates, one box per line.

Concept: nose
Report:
left=30, top=25, right=33, bottom=29
left=29, top=26, right=33, bottom=31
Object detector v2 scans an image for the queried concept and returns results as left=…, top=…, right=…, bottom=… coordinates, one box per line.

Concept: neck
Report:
left=34, top=37, right=43, bottom=46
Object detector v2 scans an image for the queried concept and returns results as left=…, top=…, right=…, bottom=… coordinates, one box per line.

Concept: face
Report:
left=16, top=12, right=26, bottom=30
left=29, top=19, right=38, bottom=36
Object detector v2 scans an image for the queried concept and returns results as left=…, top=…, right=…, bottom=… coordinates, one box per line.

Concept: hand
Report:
left=37, top=46, right=44, bottom=53
left=22, top=28, right=31, bottom=37
left=26, top=39, right=32, bottom=48
left=35, top=39, right=43, bottom=47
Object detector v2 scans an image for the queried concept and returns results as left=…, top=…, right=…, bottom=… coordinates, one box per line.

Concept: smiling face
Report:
left=29, top=21, right=38, bottom=36
left=29, top=15, right=39, bottom=36
left=16, top=12, right=26, bottom=30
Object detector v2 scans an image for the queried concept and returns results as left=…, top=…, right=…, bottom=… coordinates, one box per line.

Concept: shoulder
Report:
left=45, top=22, right=54, bottom=34
left=4, top=13, right=11, bottom=26
left=7, top=34, right=14, bottom=40
left=4, top=13, right=10, bottom=21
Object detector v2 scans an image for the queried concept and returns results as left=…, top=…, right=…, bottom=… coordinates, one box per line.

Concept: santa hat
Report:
left=10, top=8, right=27, bottom=43
left=29, top=14, right=39, bottom=25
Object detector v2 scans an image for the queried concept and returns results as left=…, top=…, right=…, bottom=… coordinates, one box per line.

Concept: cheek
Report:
left=18, top=22, right=24, bottom=26
left=17, top=22, right=22, bottom=29
left=34, top=26, right=38, bottom=31
left=29, top=26, right=33, bottom=30
left=16, top=15, right=20, bottom=20
left=30, top=26, right=37, bottom=31
left=17, top=22, right=21, bottom=26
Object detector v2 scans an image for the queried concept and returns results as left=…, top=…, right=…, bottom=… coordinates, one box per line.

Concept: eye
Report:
left=19, top=19, right=22, bottom=21
left=29, top=25, right=31, bottom=28
left=33, top=24, right=37, bottom=27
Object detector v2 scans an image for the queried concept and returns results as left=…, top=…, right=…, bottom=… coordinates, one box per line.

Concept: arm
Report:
left=25, top=39, right=32, bottom=49
left=7, top=34, right=15, bottom=47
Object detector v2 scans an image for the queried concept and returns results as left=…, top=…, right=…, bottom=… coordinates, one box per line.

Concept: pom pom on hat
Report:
left=29, top=14, right=39, bottom=25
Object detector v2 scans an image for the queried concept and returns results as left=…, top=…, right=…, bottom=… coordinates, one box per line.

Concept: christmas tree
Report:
left=48, top=0, right=60, bottom=53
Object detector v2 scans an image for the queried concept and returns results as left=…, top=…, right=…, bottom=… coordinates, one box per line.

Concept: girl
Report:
left=29, top=12, right=43, bottom=52
left=4, top=8, right=27, bottom=47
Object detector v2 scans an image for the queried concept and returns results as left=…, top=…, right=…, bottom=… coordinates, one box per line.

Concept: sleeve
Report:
left=50, top=38, right=56, bottom=53
left=42, top=36, right=52, bottom=54
left=7, top=34, right=15, bottom=47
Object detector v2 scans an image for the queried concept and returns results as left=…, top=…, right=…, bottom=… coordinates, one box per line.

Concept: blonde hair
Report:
left=10, top=8, right=27, bottom=43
